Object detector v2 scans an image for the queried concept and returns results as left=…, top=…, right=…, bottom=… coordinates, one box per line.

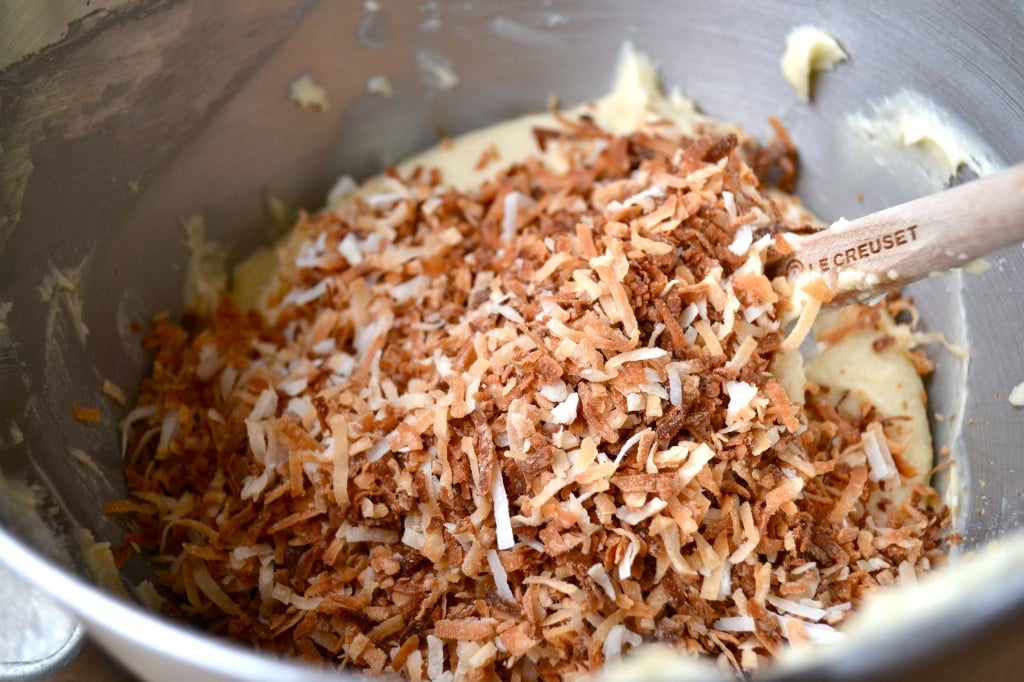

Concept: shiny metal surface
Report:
left=0, top=563, right=83, bottom=679
left=42, top=642, right=135, bottom=682
left=0, top=1, right=1022, bottom=680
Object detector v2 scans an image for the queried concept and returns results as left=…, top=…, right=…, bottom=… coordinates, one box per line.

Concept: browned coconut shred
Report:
left=107, top=113, right=950, bottom=679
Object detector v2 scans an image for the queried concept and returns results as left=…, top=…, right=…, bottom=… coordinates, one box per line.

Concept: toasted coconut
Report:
left=72, top=403, right=102, bottom=423
left=113, top=93, right=948, bottom=682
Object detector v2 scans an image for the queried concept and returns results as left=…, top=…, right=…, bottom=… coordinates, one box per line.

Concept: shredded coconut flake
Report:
left=486, top=549, right=514, bottom=602
left=725, top=380, right=758, bottom=423
left=767, top=595, right=828, bottom=622
left=714, top=616, right=756, bottom=632
left=863, top=422, right=898, bottom=482
left=492, top=471, right=515, bottom=550
left=727, top=224, right=754, bottom=256
left=550, top=392, right=579, bottom=425
left=615, top=497, right=667, bottom=524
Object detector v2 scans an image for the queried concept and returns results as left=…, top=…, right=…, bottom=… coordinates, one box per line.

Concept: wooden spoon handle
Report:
left=782, top=163, right=1024, bottom=304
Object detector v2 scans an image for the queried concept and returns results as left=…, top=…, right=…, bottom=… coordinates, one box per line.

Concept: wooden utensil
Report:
left=779, top=163, right=1024, bottom=304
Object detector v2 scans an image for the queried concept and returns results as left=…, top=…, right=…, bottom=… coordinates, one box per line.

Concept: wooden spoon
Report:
left=778, top=162, right=1024, bottom=304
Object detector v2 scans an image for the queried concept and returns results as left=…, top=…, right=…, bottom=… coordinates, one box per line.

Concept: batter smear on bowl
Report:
left=107, top=48, right=951, bottom=678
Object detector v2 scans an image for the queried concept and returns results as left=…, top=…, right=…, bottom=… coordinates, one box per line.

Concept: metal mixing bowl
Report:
left=1, top=1, right=1023, bottom=680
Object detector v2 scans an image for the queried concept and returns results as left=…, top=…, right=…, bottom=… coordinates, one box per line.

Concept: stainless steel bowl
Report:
left=1, top=1, right=1023, bottom=680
